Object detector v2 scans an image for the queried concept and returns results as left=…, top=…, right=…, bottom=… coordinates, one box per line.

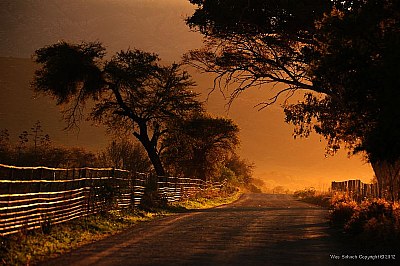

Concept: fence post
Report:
left=129, top=172, right=136, bottom=209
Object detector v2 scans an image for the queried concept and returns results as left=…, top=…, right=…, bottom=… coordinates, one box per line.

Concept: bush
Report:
left=329, top=193, right=358, bottom=228
left=345, top=199, right=400, bottom=242
left=328, top=194, right=400, bottom=245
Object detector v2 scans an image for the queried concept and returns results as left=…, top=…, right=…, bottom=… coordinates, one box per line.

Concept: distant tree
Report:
left=63, top=147, right=98, bottom=168
left=225, top=153, right=254, bottom=185
left=17, top=131, right=29, bottom=151
left=218, top=153, right=261, bottom=192
left=33, top=42, right=203, bottom=177
left=272, top=186, right=287, bottom=195
left=0, top=129, right=10, bottom=148
left=43, top=147, right=71, bottom=168
left=163, top=113, right=239, bottom=181
left=186, top=0, right=400, bottom=198
left=0, top=129, right=11, bottom=164
left=98, top=138, right=151, bottom=173
left=29, top=120, right=51, bottom=153
left=13, top=121, right=52, bottom=166
left=0, top=122, right=98, bottom=168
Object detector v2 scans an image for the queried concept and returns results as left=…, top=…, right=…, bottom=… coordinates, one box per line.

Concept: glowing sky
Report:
left=0, top=0, right=375, bottom=190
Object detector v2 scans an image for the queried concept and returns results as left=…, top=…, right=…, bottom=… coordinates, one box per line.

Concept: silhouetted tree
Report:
left=0, top=129, right=11, bottom=164
left=33, top=42, right=203, bottom=177
left=285, top=2, right=400, bottom=199
left=225, top=153, right=254, bottom=185
left=63, top=147, right=98, bottom=168
left=29, top=120, right=51, bottom=153
left=98, top=138, right=151, bottom=173
left=0, top=122, right=98, bottom=168
left=186, top=0, right=400, bottom=198
left=185, top=0, right=331, bottom=104
left=164, top=113, right=239, bottom=181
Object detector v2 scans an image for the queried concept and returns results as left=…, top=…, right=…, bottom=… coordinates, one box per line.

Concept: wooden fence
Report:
left=0, top=164, right=220, bottom=236
left=331, top=180, right=379, bottom=201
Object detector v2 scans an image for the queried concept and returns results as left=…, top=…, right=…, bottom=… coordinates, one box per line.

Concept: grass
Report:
left=293, top=187, right=331, bottom=208
left=0, top=190, right=241, bottom=266
left=0, top=209, right=158, bottom=266
left=298, top=193, right=332, bottom=208
left=171, top=190, right=242, bottom=210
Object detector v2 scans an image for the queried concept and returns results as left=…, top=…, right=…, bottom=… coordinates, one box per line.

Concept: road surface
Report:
left=39, top=194, right=391, bottom=266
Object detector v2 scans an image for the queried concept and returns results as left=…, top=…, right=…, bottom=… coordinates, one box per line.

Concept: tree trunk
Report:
left=371, top=159, right=400, bottom=201
left=144, top=143, right=166, bottom=177
left=134, top=134, right=167, bottom=209
left=134, top=123, right=166, bottom=177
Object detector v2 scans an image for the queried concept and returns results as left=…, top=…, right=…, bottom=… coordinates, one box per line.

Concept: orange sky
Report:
left=0, top=0, right=375, bottom=191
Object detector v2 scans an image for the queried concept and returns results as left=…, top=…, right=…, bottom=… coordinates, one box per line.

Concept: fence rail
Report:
left=0, top=164, right=220, bottom=236
left=331, top=180, right=379, bottom=201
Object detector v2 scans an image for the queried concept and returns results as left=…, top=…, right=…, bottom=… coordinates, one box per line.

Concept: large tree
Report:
left=185, top=0, right=331, bottom=104
left=186, top=0, right=400, bottom=198
left=33, top=42, right=203, bottom=176
left=285, top=2, right=400, bottom=199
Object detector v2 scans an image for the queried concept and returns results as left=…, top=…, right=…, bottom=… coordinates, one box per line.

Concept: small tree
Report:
left=33, top=42, right=203, bottom=177
left=98, top=138, right=151, bottom=174
left=29, top=120, right=51, bottom=153
left=224, top=153, right=254, bottom=185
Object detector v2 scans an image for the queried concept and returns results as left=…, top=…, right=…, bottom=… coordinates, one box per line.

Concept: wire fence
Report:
left=0, top=164, right=222, bottom=236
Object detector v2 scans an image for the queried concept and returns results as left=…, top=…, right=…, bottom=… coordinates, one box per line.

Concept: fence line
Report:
left=331, top=180, right=379, bottom=201
left=0, top=164, right=221, bottom=236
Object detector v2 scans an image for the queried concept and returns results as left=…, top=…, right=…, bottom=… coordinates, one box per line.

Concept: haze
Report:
left=0, top=0, right=374, bottom=191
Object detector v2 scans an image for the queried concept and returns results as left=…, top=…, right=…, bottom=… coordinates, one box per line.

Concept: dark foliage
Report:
left=186, top=0, right=400, bottom=195
left=163, top=113, right=239, bottom=181
left=33, top=42, right=203, bottom=176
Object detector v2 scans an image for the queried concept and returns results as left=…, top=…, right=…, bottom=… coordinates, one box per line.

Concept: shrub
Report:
left=345, top=199, right=400, bottom=242
left=329, top=193, right=358, bottom=228
left=328, top=193, right=400, bottom=245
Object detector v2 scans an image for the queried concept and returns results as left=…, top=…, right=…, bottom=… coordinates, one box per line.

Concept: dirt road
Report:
left=39, top=194, right=390, bottom=266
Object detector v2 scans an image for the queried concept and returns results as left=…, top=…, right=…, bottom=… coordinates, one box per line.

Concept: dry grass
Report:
left=0, top=189, right=240, bottom=265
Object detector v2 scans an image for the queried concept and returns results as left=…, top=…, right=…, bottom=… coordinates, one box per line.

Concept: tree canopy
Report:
left=163, top=113, right=239, bottom=181
left=33, top=42, right=203, bottom=176
left=185, top=0, right=332, bottom=103
left=186, top=0, right=400, bottom=198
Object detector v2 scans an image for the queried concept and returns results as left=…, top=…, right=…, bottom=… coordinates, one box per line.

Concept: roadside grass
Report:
left=0, top=209, right=157, bottom=266
left=299, top=193, right=331, bottom=208
left=0, top=190, right=240, bottom=266
left=171, top=189, right=242, bottom=210
left=293, top=187, right=331, bottom=208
